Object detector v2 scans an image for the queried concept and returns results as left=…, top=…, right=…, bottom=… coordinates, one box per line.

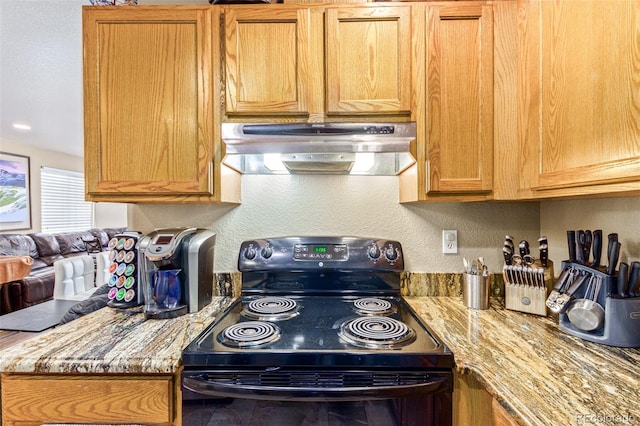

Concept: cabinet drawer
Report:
left=1, top=374, right=174, bottom=424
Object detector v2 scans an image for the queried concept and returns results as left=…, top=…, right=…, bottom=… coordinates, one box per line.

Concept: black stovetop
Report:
left=183, top=237, right=453, bottom=371
left=182, top=295, right=453, bottom=369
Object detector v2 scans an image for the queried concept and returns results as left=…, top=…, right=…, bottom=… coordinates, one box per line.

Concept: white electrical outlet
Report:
left=442, top=230, right=458, bottom=254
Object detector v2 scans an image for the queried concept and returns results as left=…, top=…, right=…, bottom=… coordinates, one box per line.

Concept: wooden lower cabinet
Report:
left=1, top=372, right=181, bottom=426
left=454, top=370, right=519, bottom=426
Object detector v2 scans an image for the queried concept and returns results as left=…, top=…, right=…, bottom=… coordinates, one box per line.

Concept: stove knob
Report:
left=245, top=246, right=257, bottom=260
left=368, top=245, right=381, bottom=260
left=261, top=245, right=273, bottom=259
left=385, top=245, right=399, bottom=262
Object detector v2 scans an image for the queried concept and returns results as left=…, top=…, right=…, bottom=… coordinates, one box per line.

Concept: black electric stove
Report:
left=182, top=237, right=453, bottom=426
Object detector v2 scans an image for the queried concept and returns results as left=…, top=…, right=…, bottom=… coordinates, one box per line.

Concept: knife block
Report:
left=558, top=261, right=640, bottom=347
left=504, top=260, right=554, bottom=316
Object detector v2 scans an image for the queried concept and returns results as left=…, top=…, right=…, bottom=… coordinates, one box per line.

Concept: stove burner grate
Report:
left=353, top=297, right=397, bottom=315
left=242, top=296, right=300, bottom=321
left=339, top=316, right=416, bottom=349
left=218, top=321, right=281, bottom=348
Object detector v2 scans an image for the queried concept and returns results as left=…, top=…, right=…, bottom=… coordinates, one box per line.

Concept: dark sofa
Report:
left=0, top=227, right=125, bottom=314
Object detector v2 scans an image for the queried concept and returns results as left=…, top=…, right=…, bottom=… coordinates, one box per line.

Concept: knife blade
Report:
left=567, top=230, right=577, bottom=263
left=628, top=261, right=640, bottom=297
left=617, top=262, right=629, bottom=297
left=589, top=229, right=603, bottom=269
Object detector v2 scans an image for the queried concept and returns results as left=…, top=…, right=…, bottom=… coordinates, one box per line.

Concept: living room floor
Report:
left=0, top=330, right=40, bottom=351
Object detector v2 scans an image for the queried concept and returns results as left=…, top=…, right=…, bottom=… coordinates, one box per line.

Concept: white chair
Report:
left=53, top=255, right=96, bottom=301
left=95, top=251, right=111, bottom=287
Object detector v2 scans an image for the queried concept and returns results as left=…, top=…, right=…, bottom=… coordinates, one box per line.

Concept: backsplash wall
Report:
left=129, top=175, right=540, bottom=273
left=541, top=197, right=640, bottom=276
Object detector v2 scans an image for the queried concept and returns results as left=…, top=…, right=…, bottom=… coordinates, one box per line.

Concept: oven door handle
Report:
left=183, top=374, right=450, bottom=401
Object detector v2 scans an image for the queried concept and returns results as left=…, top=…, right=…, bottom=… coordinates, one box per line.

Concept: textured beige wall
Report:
left=130, top=175, right=541, bottom=273
left=540, top=197, right=640, bottom=276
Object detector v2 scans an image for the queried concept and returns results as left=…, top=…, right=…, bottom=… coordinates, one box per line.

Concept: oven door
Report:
left=182, top=368, right=452, bottom=426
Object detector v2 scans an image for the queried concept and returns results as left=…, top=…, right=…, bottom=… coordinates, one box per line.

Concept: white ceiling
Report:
left=0, top=0, right=208, bottom=158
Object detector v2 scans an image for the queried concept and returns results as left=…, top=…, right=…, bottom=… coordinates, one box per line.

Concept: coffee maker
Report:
left=138, top=228, right=216, bottom=319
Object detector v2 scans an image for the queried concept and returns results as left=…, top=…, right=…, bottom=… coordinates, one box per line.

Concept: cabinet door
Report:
left=520, top=0, right=640, bottom=196
left=224, top=7, right=312, bottom=115
left=83, top=7, right=216, bottom=201
left=325, top=5, right=412, bottom=115
left=425, top=3, right=494, bottom=194
left=1, top=373, right=176, bottom=424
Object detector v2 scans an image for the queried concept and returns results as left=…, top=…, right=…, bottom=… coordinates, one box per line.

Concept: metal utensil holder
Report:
left=504, top=260, right=554, bottom=316
left=558, top=261, right=640, bottom=348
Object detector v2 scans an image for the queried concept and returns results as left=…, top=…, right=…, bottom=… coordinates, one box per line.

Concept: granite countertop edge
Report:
left=0, top=297, right=235, bottom=375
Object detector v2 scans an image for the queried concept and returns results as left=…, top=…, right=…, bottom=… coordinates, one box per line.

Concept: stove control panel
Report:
left=238, top=237, right=403, bottom=271
left=293, top=243, right=348, bottom=261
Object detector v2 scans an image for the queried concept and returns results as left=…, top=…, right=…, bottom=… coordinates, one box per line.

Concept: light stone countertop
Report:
left=0, top=297, right=234, bottom=374
left=405, top=297, right=640, bottom=426
left=1, top=296, right=638, bottom=426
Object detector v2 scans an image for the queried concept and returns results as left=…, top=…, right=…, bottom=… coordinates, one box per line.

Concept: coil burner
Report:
left=242, top=296, right=300, bottom=321
left=339, top=316, right=416, bottom=349
left=353, top=297, right=397, bottom=316
left=218, top=321, right=281, bottom=348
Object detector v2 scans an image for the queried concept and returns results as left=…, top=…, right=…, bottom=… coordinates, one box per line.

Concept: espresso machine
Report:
left=138, top=228, right=216, bottom=319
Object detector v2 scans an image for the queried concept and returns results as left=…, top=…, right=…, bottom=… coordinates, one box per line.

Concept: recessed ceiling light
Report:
left=12, top=123, right=31, bottom=131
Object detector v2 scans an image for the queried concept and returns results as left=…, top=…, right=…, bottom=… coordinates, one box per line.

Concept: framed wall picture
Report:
left=0, top=152, right=32, bottom=231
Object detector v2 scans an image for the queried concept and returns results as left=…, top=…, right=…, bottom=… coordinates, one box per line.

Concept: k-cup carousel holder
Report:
left=557, top=261, right=640, bottom=348
left=106, top=233, right=143, bottom=309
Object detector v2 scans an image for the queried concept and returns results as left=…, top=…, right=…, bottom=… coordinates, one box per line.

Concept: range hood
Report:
left=222, top=122, right=416, bottom=175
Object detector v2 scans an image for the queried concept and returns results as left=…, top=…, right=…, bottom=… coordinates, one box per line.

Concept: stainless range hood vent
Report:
left=222, top=122, right=416, bottom=175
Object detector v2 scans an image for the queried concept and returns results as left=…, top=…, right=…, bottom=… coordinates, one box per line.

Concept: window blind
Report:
left=40, top=167, right=93, bottom=233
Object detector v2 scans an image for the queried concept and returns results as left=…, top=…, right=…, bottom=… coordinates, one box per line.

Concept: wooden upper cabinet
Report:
left=83, top=7, right=238, bottom=203
left=325, top=6, right=412, bottom=115
left=223, top=4, right=413, bottom=118
left=224, top=7, right=312, bottom=115
left=519, top=0, right=640, bottom=198
left=425, top=3, right=494, bottom=194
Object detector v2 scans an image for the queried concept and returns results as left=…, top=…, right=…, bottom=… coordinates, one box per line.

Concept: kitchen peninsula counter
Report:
left=0, top=297, right=234, bottom=374
left=406, top=297, right=640, bottom=426
left=1, top=296, right=638, bottom=425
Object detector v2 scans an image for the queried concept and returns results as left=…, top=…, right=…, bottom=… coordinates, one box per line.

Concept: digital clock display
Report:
left=292, top=243, right=348, bottom=261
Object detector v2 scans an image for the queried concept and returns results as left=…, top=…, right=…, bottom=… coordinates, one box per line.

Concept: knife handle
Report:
left=582, top=230, right=592, bottom=264
left=519, top=240, right=530, bottom=258
left=590, top=229, right=602, bottom=269
left=628, top=262, right=640, bottom=297
left=575, top=230, right=585, bottom=264
left=502, top=246, right=513, bottom=265
left=539, top=243, right=548, bottom=268
left=607, top=241, right=621, bottom=276
left=617, top=262, right=629, bottom=297
left=567, top=231, right=576, bottom=262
